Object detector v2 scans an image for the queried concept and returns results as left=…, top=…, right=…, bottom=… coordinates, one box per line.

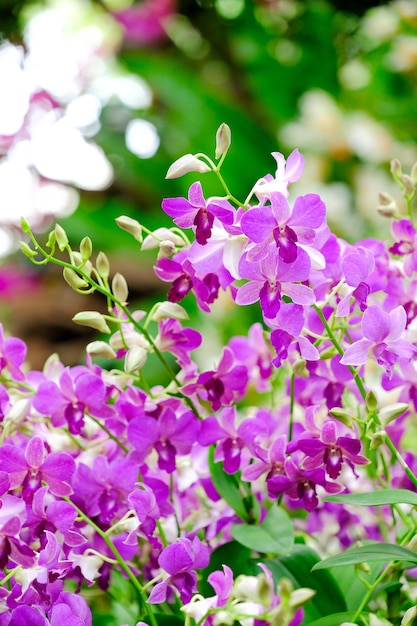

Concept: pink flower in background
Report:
left=114, top=0, right=177, bottom=46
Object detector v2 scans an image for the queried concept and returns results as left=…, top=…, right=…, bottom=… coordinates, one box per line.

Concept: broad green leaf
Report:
left=312, top=543, right=417, bottom=570
left=265, top=544, right=347, bottom=622
left=230, top=505, right=294, bottom=555
left=307, top=612, right=359, bottom=626
left=325, top=489, right=417, bottom=507
left=198, top=541, right=254, bottom=598
left=208, top=446, right=249, bottom=521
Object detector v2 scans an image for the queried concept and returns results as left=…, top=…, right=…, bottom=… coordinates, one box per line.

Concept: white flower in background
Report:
left=0, top=0, right=158, bottom=257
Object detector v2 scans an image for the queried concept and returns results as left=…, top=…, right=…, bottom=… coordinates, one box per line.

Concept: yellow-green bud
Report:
left=215, top=123, right=231, bottom=159
left=401, top=605, right=417, bottom=626
left=54, top=224, right=68, bottom=251
left=410, top=161, right=417, bottom=184
left=329, top=407, right=353, bottom=428
left=390, top=158, right=402, bottom=179
left=369, top=429, right=386, bottom=450
left=19, top=241, right=37, bottom=259
left=80, top=236, right=93, bottom=261
left=400, top=173, right=415, bottom=196
left=112, top=272, right=129, bottom=304
left=115, top=216, right=143, bottom=243
left=96, top=251, right=110, bottom=280
left=365, top=390, right=378, bottom=412
left=63, top=268, right=89, bottom=291
left=378, top=402, right=409, bottom=425
left=20, top=217, right=31, bottom=233
left=72, top=311, right=111, bottom=333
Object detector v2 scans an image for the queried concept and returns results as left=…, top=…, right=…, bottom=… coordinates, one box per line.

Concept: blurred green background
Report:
left=0, top=0, right=416, bottom=366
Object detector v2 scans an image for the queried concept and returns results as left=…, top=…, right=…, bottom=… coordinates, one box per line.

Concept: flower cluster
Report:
left=3, top=124, right=417, bottom=625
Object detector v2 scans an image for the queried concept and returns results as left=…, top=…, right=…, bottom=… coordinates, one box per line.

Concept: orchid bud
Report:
left=365, top=390, right=378, bottom=412
left=151, top=301, right=189, bottom=321
left=289, top=587, right=316, bottom=608
left=96, top=251, right=110, bottom=280
left=20, top=216, right=30, bottom=233
left=215, top=123, right=231, bottom=159
left=369, top=429, right=386, bottom=450
left=410, top=161, right=417, bottom=184
left=390, top=158, right=402, bottom=179
left=112, top=272, right=129, bottom=304
left=115, top=216, right=143, bottom=243
left=19, top=241, right=37, bottom=259
left=86, top=341, right=117, bottom=359
left=72, top=311, right=111, bottom=334
left=378, top=402, right=409, bottom=425
left=329, top=407, right=353, bottom=428
left=55, top=224, right=69, bottom=251
left=165, top=153, right=211, bottom=179
left=80, top=236, right=93, bottom=261
left=63, top=267, right=89, bottom=291
left=401, top=606, right=417, bottom=626
left=157, top=239, right=176, bottom=259
left=400, top=174, right=415, bottom=196
left=125, top=346, right=148, bottom=372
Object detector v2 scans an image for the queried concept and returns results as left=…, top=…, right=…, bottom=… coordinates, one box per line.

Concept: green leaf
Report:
left=325, top=489, right=417, bottom=507
left=208, top=446, right=249, bottom=521
left=307, top=612, right=359, bottom=626
left=198, top=541, right=254, bottom=598
left=141, top=615, right=184, bottom=626
left=230, top=505, right=294, bottom=555
left=265, top=544, right=347, bottom=622
left=312, top=543, right=417, bottom=570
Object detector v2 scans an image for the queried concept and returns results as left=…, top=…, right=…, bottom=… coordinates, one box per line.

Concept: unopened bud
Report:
left=410, top=161, right=417, bottom=184
left=401, top=605, right=417, bottom=626
left=390, top=158, right=402, bottom=179
left=157, top=240, right=176, bottom=259
left=378, top=191, right=397, bottom=207
left=112, top=272, right=129, bottom=304
left=289, top=587, right=316, bottom=608
left=87, top=341, right=117, bottom=359
left=400, top=174, right=416, bottom=196
left=406, top=534, right=417, bottom=553
left=215, top=123, right=231, bottom=159
left=80, top=236, right=93, bottom=261
left=96, top=251, right=110, bottom=280
left=369, top=429, right=386, bottom=450
left=292, top=359, right=309, bottom=377
left=115, top=216, right=143, bottom=243
left=354, top=561, right=371, bottom=574
left=19, top=241, right=37, bottom=259
left=46, top=230, right=56, bottom=250
left=20, top=217, right=31, bottom=233
left=329, top=407, right=353, bottom=428
left=72, top=311, right=111, bottom=334
left=165, top=153, right=211, bottom=179
left=54, top=224, right=69, bottom=251
left=125, top=346, right=148, bottom=372
left=63, top=268, right=89, bottom=291
left=365, top=390, right=378, bottom=412
left=379, top=402, right=409, bottom=425
left=151, top=301, right=188, bottom=322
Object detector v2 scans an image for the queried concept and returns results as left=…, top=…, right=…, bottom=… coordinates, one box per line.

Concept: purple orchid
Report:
left=236, top=247, right=315, bottom=319
left=267, top=456, right=341, bottom=511
left=155, top=251, right=220, bottom=311
left=389, top=218, right=417, bottom=276
left=240, top=192, right=327, bottom=264
left=162, top=181, right=235, bottom=245
left=340, top=304, right=416, bottom=375
left=198, top=407, right=246, bottom=474
left=251, top=149, right=305, bottom=200
left=155, top=318, right=202, bottom=370
left=297, top=420, right=368, bottom=479
left=0, top=436, right=75, bottom=499
left=148, top=536, right=210, bottom=604
left=0, top=325, right=27, bottom=382
left=182, top=347, right=248, bottom=411
left=127, top=407, right=200, bottom=473
left=32, top=367, right=112, bottom=435
left=228, top=323, right=274, bottom=392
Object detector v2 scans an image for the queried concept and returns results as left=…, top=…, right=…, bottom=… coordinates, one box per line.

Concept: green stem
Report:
left=63, top=498, right=158, bottom=626
left=25, top=231, right=201, bottom=417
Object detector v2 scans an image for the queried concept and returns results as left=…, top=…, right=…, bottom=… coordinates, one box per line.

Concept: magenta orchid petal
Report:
left=362, top=306, right=391, bottom=343
left=340, top=339, right=372, bottom=366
